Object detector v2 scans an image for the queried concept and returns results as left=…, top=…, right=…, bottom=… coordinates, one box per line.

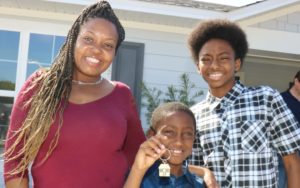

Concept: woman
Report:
left=3, top=1, right=145, bottom=188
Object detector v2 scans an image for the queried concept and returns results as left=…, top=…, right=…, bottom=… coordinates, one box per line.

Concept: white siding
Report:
left=1, top=3, right=299, bottom=129
left=125, top=28, right=208, bottom=128
left=0, top=14, right=209, bottom=130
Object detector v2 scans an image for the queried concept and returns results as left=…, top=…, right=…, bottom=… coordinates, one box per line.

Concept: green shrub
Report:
left=141, top=73, right=203, bottom=125
left=0, top=80, right=15, bottom=90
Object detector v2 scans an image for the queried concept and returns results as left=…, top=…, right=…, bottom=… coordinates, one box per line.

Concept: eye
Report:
left=200, top=57, right=212, bottom=65
left=82, top=36, right=93, bottom=44
left=219, top=56, right=230, bottom=62
left=162, top=129, right=176, bottom=138
left=103, top=43, right=114, bottom=50
left=182, top=131, right=195, bottom=139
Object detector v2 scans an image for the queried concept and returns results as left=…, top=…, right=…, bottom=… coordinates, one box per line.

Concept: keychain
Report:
left=158, top=149, right=171, bottom=177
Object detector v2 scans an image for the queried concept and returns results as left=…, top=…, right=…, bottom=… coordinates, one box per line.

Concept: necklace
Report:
left=72, top=76, right=103, bottom=85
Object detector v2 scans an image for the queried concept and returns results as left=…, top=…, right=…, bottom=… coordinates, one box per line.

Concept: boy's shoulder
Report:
left=190, top=84, right=279, bottom=110
left=231, top=81, right=278, bottom=97
left=241, top=84, right=282, bottom=102
left=244, top=84, right=278, bottom=94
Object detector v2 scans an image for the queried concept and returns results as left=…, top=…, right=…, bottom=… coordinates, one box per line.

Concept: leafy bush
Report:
left=141, top=73, right=203, bottom=125
left=0, top=80, right=15, bottom=90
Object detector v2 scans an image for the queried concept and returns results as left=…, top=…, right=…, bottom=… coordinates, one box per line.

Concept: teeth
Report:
left=209, top=72, right=222, bottom=80
left=171, top=149, right=182, bottom=154
left=86, top=57, right=99, bottom=64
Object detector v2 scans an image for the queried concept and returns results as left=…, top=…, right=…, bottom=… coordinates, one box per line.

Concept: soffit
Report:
left=0, top=0, right=300, bottom=30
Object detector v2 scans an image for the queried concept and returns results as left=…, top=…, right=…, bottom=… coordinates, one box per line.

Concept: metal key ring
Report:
left=160, top=148, right=171, bottom=163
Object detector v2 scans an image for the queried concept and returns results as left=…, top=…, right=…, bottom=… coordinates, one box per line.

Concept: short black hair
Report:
left=188, top=19, right=248, bottom=66
left=290, top=70, right=300, bottom=88
left=150, top=102, right=196, bottom=132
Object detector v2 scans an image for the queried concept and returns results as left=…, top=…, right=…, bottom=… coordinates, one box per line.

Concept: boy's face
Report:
left=155, top=111, right=195, bottom=167
left=197, top=39, right=241, bottom=98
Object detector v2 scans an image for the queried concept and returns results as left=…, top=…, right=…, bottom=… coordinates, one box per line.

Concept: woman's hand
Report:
left=5, top=178, right=29, bottom=188
left=188, top=165, right=219, bottom=188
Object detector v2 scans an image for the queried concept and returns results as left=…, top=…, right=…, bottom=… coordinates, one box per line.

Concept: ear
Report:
left=294, top=78, right=300, bottom=89
left=196, top=63, right=202, bottom=75
left=234, top=59, right=241, bottom=72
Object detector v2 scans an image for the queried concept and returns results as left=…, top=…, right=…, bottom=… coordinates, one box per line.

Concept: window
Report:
left=27, top=33, right=66, bottom=77
left=0, top=32, right=65, bottom=150
left=0, top=97, right=13, bottom=146
left=0, top=30, right=20, bottom=91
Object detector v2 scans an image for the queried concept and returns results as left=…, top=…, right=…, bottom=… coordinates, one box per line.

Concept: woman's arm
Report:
left=123, top=162, right=148, bottom=188
left=3, top=72, right=39, bottom=184
left=6, top=178, right=29, bottom=188
left=122, top=90, right=146, bottom=166
left=188, top=165, right=220, bottom=188
left=283, top=152, right=300, bottom=188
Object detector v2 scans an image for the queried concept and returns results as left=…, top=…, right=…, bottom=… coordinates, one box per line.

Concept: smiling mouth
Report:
left=170, top=149, right=183, bottom=155
left=86, top=56, right=100, bottom=64
left=208, top=72, right=223, bottom=80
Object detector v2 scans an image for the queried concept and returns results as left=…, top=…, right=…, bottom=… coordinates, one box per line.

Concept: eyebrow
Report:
left=199, top=54, right=211, bottom=57
left=79, top=31, right=93, bottom=35
left=79, top=31, right=117, bottom=41
left=185, top=127, right=195, bottom=132
left=218, top=52, right=230, bottom=56
left=150, top=126, right=157, bottom=134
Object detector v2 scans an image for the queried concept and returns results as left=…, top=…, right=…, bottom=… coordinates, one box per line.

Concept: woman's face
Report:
left=73, top=18, right=118, bottom=81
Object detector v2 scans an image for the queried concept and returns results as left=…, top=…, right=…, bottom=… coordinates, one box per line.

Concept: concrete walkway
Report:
left=0, top=159, right=4, bottom=187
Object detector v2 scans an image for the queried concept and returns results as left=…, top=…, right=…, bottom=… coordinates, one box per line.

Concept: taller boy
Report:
left=188, top=19, right=300, bottom=188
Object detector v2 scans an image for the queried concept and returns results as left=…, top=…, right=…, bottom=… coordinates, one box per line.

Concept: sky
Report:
left=194, top=0, right=264, bottom=7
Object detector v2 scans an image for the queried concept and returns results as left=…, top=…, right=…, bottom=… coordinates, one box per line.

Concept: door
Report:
left=112, top=42, right=144, bottom=113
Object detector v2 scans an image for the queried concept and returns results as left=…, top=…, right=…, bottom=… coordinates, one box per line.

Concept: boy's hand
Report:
left=132, top=125, right=168, bottom=172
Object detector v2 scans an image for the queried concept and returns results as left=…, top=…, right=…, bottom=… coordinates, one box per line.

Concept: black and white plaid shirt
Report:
left=190, top=81, right=300, bottom=188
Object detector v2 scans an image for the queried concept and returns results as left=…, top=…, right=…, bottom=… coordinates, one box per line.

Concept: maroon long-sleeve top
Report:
left=4, top=73, right=146, bottom=188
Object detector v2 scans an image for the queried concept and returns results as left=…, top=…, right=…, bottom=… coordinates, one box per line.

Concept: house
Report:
left=0, top=0, right=300, bottom=129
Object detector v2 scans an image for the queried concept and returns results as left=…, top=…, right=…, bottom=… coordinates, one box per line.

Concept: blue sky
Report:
left=194, top=0, right=264, bottom=7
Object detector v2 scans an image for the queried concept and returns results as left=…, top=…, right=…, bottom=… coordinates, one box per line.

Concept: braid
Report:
left=4, top=0, right=125, bottom=176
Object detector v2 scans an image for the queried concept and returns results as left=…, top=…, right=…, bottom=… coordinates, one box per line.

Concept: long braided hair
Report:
left=4, top=1, right=125, bottom=175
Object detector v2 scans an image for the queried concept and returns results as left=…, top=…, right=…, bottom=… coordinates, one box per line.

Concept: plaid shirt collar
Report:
left=205, top=81, right=245, bottom=109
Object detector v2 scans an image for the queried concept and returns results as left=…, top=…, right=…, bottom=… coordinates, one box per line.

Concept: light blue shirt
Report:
left=141, top=161, right=204, bottom=188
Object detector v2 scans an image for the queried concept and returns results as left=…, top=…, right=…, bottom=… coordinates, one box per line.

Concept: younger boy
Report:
left=124, top=102, right=212, bottom=188
left=187, top=19, right=300, bottom=188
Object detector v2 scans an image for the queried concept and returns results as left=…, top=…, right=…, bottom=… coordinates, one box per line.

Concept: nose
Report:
left=210, top=58, right=220, bottom=69
left=173, top=134, right=184, bottom=146
left=91, top=44, right=103, bottom=55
